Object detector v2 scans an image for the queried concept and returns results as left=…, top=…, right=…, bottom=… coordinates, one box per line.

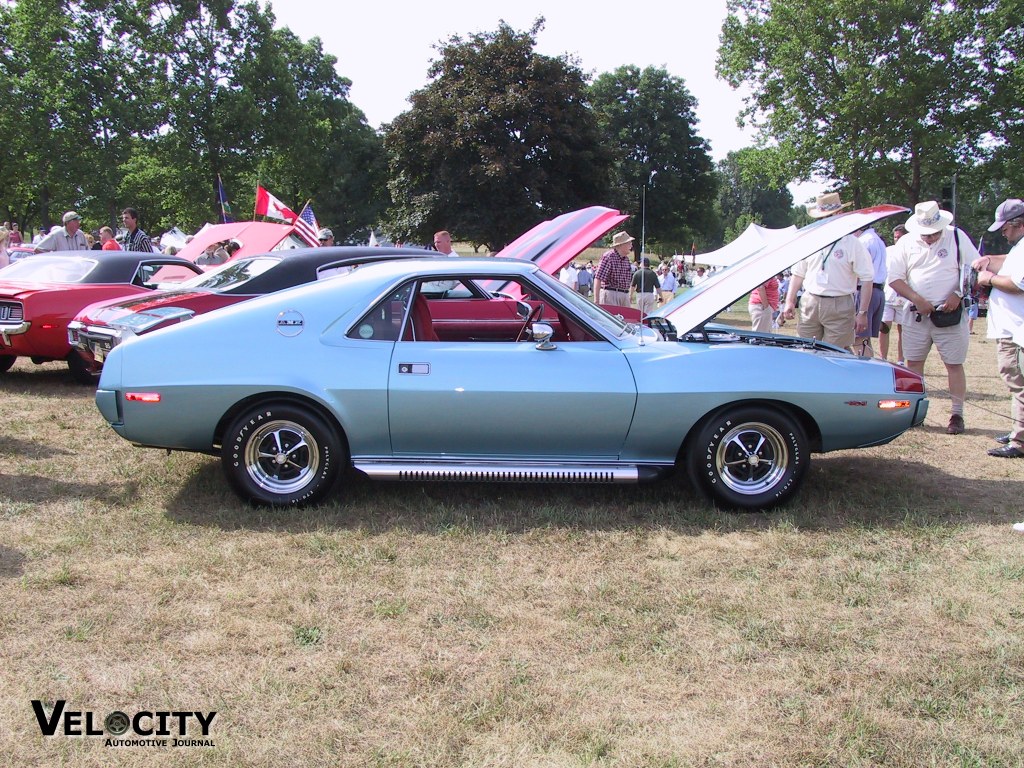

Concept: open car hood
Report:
left=493, top=206, right=628, bottom=297
left=651, top=205, right=908, bottom=334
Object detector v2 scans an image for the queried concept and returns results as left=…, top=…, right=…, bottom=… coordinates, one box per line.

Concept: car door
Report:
left=387, top=276, right=634, bottom=456
left=387, top=337, right=637, bottom=458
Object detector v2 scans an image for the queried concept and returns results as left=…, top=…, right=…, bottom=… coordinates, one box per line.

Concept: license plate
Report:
left=91, top=343, right=107, bottom=363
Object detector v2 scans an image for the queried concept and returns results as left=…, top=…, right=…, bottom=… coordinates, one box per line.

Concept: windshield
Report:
left=0, top=256, right=98, bottom=283
left=272, top=233, right=311, bottom=251
left=173, top=256, right=281, bottom=292
left=528, top=269, right=633, bottom=338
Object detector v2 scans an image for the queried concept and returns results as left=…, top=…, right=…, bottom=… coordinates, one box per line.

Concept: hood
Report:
left=78, top=290, right=211, bottom=325
left=175, top=221, right=315, bottom=264
left=651, top=205, right=908, bottom=334
left=696, top=222, right=798, bottom=268
left=492, top=206, right=628, bottom=298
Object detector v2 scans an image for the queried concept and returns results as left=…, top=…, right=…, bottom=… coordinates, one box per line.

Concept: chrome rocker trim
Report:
left=353, top=460, right=669, bottom=484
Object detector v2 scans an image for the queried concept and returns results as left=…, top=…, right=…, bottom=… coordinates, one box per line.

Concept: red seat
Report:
left=403, top=294, right=439, bottom=342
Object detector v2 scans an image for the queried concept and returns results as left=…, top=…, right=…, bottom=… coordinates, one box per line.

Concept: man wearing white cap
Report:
left=974, top=199, right=1024, bottom=465
left=782, top=192, right=874, bottom=352
left=888, top=201, right=979, bottom=434
left=34, top=211, right=89, bottom=252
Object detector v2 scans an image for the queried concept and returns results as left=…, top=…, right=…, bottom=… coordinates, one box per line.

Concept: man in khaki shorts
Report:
left=888, top=201, right=979, bottom=434
left=782, top=192, right=874, bottom=351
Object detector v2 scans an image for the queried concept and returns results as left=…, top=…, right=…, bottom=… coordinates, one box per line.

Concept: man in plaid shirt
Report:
left=595, top=231, right=635, bottom=307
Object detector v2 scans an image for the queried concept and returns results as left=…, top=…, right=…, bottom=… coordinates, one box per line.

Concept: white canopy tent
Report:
left=689, top=223, right=798, bottom=268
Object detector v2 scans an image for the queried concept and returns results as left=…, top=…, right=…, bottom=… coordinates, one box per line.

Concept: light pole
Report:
left=641, top=170, right=657, bottom=260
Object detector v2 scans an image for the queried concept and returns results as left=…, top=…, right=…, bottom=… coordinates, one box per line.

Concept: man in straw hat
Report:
left=594, top=231, right=636, bottom=308
left=782, top=192, right=874, bottom=353
left=888, top=200, right=979, bottom=435
left=974, top=198, right=1024, bottom=462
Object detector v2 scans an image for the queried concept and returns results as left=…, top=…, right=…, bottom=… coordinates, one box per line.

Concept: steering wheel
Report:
left=516, top=302, right=545, bottom=342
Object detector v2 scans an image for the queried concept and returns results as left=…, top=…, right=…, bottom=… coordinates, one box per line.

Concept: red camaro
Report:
left=0, top=251, right=203, bottom=383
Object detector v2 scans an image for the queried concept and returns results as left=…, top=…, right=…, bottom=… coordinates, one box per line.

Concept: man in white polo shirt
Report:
left=782, top=192, right=874, bottom=352
left=888, top=201, right=979, bottom=435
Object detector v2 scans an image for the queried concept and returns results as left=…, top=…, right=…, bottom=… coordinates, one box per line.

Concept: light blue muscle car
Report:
left=95, top=205, right=927, bottom=510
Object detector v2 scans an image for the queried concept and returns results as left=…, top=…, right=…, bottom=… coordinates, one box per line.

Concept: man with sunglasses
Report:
left=975, top=199, right=1024, bottom=466
left=888, top=201, right=979, bottom=435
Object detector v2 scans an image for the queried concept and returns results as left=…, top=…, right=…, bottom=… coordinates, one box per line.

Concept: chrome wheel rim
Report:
left=245, top=419, right=320, bottom=495
left=715, top=422, right=789, bottom=495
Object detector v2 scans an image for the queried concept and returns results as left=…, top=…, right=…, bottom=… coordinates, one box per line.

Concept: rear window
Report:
left=0, top=256, right=98, bottom=283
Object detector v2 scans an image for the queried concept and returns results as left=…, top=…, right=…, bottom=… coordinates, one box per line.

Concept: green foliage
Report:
left=382, top=19, right=611, bottom=251
left=0, top=0, right=385, bottom=238
left=589, top=65, right=717, bottom=255
left=714, top=148, right=794, bottom=246
left=716, top=0, right=1000, bottom=210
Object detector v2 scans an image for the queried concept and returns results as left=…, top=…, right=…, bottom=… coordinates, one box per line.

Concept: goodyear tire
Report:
left=222, top=403, right=343, bottom=507
left=687, top=406, right=808, bottom=511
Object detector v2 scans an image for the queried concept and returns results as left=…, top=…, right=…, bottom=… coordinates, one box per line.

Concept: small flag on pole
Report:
left=295, top=202, right=319, bottom=245
left=254, top=185, right=297, bottom=223
left=216, top=175, right=234, bottom=223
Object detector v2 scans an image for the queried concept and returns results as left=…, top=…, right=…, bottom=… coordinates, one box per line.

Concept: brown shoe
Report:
left=946, top=414, right=965, bottom=435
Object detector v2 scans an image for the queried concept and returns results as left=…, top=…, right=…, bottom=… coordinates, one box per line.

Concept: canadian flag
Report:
left=254, top=185, right=297, bottom=223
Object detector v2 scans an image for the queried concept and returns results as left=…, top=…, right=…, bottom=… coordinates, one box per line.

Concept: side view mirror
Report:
left=532, top=322, right=555, bottom=350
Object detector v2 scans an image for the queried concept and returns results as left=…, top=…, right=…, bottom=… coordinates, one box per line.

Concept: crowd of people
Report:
left=0, top=208, right=156, bottom=265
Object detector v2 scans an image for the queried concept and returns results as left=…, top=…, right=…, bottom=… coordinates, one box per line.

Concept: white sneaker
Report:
left=1012, top=522, right=1024, bottom=533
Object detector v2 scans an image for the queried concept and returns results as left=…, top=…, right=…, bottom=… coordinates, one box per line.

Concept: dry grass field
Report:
left=1, top=312, right=1022, bottom=767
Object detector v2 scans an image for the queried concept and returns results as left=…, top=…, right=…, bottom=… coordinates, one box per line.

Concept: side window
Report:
left=347, top=283, right=413, bottom=341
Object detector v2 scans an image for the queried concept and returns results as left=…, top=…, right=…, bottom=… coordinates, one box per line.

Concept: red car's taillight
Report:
left=893, top=365, right=925, bottom=393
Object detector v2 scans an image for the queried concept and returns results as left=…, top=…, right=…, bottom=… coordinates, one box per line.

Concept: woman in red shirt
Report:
left=748, top=274, right=780, bottom=333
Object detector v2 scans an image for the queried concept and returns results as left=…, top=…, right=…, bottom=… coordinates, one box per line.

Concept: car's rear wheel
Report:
left=66, top=351, right=101, bottom=385
left=0, top=356, right=15, bottom=374
left=687, top=406, right=808, bottom=511
left=222, top=403, right=344, bottom=507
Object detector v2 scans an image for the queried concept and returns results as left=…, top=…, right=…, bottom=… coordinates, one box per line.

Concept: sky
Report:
left=270, top=0, right=818, bottom=204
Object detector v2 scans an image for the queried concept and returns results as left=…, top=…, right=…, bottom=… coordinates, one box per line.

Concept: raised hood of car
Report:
left=652, top=205, right=909, bottom=334
left=496, top=206, right=628, bottom=273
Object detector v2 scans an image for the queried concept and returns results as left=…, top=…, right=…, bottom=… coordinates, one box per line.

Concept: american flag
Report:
left=295, top=202, right=319, bottom=246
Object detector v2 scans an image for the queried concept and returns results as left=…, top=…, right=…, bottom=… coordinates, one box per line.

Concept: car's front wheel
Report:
left=0, top=356, right=15, bottom=374
left=66, top=351, right=100, bottom=385
left=687, top=406, right=808, bottom=511
left=222, top=403, right=344, bottom=507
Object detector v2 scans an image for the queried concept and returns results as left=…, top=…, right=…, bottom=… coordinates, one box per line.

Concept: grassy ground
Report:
left=1, top=315, right=1022, bottom=767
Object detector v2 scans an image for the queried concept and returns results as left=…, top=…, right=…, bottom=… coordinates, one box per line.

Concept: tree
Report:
left=0, top=0, right=165, bottom=230
left=383, top=19, right=610, bottom=251
left=717, top=0, right=995, bottom=208
left=715, top=148, right=794, bottom=246
left=589, top=65, right=717, bottom=254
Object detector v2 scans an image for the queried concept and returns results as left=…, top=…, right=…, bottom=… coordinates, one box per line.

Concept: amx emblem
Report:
left=276, top=310, right=304, bottom=337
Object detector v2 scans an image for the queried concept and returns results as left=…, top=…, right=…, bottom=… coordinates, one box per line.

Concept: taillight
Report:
left=893, top=365, right=924, bottom=393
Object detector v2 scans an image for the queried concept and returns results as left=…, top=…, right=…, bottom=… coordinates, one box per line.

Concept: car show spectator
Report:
left=559, top=262, right=578, bottom=291
left=855, top=225, right=888, bottom=357
left=888, top=201, right=979, bottom=435
left=34, top=211, right=89, bottom=252
left=630, top=257, right=660, bottom=315
left=8, top=222, right=23, bottom=246
left=0, top=226, right=10, bottom=268
left=318, top=228, right=334, bottom=247
left=748, top=274, right=780, bottom=333
left=783, top=192, right=873, bottom=353
left=974, top=198, right=1024, bottom=462
left=658, top=263, right=678, bottom=304
left=99, top=226, right=121, bottom=251
left=576, top=263, right=593, bottom=297
left=879, top=225, right=908, bottom=363
left=594, top=231, right=634, bottom=307
left=120, top=207, right=154, bottom=253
